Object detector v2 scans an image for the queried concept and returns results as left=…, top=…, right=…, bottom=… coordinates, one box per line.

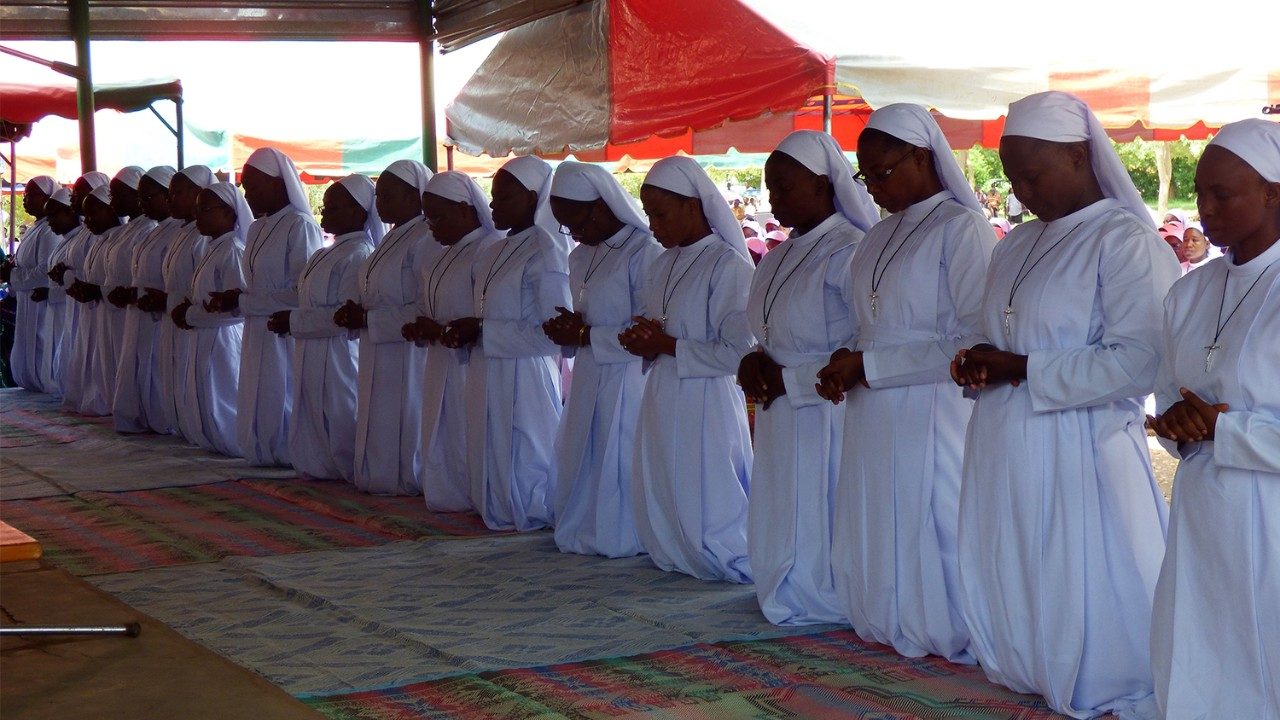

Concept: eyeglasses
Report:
left=853, top=150, right=915, bottom=186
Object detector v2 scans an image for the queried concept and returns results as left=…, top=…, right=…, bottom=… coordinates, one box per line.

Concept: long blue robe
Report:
left=465, top=225, right=569, bottom=531
left=287, top=231, right=373, bottom=482
left=834, top=192, right=992, bottom=656
left=745, top=213, right=860, bottom=624
left=236, top=207, right=323, bottom=466
left=1150, top=239, right=1280, bottom=719
left=553, top=225, right=661, bottom=558
left=631, top=234, right=755, bottom=583
left=956, top=199, right=1178, bottom=719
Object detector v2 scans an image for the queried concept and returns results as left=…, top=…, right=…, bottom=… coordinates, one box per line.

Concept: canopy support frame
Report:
left=71, top=0, right=97, bottom=173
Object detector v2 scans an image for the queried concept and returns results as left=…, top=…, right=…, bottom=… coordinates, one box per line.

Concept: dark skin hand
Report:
left=107, top=286, right=138, bottom=308
left=48, top=263, right=69, bottom=285
left=814, top=347, right=868, bottom=405
left=542, top=306, right=590, bottom=347
left=401, top=316, right=444, bottom=347
left=266, top=310, right=291, bottom=336
left=31, top=287, right=49, bottom=303
left=333, top=299, right=368, bottom=330
left=1147, top=387, right=1229, bottom=444
left=203, top=288, right=242, bottom=313
left=171, top=299, right=194, bottom=330
left=618, top=316, right=676, bottom=361
left=949, top=344, right=1028, bottom=391
left=440, top=317, right=482, bottom=349
left=69, top=279, right=102, bottom=304
left=737, top=349, right=786, bottom=409
left=136, top=288, right=168, bottom=313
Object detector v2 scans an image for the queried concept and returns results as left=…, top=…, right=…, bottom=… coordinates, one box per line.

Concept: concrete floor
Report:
left=0, top=562, right=322, bottom=720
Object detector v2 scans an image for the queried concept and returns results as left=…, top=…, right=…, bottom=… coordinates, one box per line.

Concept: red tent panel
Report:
left=607, top=0, right=830, bottom=144
left=0, top=81, right=183, bottom=124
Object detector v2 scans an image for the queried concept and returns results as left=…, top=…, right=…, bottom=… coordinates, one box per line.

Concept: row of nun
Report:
left=6, top=92, right=1277, bottom=720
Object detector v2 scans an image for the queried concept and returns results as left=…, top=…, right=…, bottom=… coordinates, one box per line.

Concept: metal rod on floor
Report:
left=1, top=623, right=141, bottom=637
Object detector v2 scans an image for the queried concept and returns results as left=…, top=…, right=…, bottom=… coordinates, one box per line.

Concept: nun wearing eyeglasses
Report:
left=439, top=157, right=570, bottom=531
left=621, top=155, right=755, bottom=583
left=211, top=148, right=323, bottom=466
left=113, top=165, right=183, bottom=433
left=156, top=166, right=217, bottom=437
left=948, top=91, right=1178, bottom=719
left=736, top=130, right=875, bottom=623
left=171, top=183, right=249, bottom=457
left=1147, top=119, right=1280, bottom=720
left=7, top=176, right=60, bottom=393
left=268, top=175, right=380, bottom=482
left=332, top=160, right=433, bottom=495
left=543, top=161, right=662, bottom=558
left=814, top=105, right=994, bottom=658
left=406, top=171, right=501, bottom=508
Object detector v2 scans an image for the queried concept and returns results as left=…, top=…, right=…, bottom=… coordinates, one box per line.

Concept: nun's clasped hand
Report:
left=618, top=317, right=674, bottom=360
left=401, top=316, right=443, bottom=347
left=204, top=288, right=241, bottom=313
left=332, top=299, right=367, bottom=330
left=171, top=299, right=193, bottom=330
left=266, top=310, right=291, bottom=336
left=441, top=317, right=481, bottom=349
left=1146, top=387, right=1228, bottom=444
left=814, top=347, right=866, bottom=404
left=949, top=345, right=1027, bottom=390
left=737, top=349, right=785, bottom=409
left=136, top=288, right=167, bottom=313
left=542, top=306, right=589, bottom=347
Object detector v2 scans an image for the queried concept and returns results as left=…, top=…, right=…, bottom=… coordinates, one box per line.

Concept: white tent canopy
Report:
left=755, top=0, right=1276, bottom=128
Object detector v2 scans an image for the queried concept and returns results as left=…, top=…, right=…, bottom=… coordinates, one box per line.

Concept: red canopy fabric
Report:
left=606, top=0, right=827, bottom=145
left=0, top=80, right=183, bottom=124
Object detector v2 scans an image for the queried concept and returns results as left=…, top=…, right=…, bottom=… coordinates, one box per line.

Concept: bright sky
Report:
left=1, top=37, right=497, bottom=175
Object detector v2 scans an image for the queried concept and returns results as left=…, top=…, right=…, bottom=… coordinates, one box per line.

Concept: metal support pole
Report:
left=418, top=0, right=438, bottom=171
left=822, top=92, right=833, bottom=135
left=7, top=139, right=15, bottom=253
left=176, top=99, right=185, bottom=169
left=0, top=623, right=141, bottom=638
left=70, top=0, right=96, bottom=173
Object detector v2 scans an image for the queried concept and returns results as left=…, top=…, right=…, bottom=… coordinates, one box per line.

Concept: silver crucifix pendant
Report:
left=1002, top=305, right=1015, bottom=338
left=1204, top=343, right=1221, bottom=372
left=869, top=292, right=878, bottom=318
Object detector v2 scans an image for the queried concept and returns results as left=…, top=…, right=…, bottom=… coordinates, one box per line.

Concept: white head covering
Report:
left=499, top=155, right=568, bottom=247
left=81, top=171, right=110, bottom=191
left=550, top=160, right=649, bottom=232
left=113, top=166, right=145, bottom=190
left=144, top=165, right=177, bottom=189
left=864, top=104, right=984, bottom=214
left=245, top=147, right=313, bottom=216
left=87, top=184, right=112, bottom=206
left=335, top=174, right=386, bottom=244
left=774, top=130, right=880, bottom=232
left=741, top=219, right=763, bottom=238
left=178, top=165, right=216, bottom=189
left=28, top=176, right=57, bottom=197
left=48, top=188, right=72, bottom=208
left=383, top=159, right=434, bottom=195
left=424, top=171, right=495, bottom=233
left=207, top=182, right=255, bottom=244
left=1208, top=118, right=1280, bottom=183
left=643, top=155, right=750, bottom=260
left=1003, top=91, right=1153, bottom=227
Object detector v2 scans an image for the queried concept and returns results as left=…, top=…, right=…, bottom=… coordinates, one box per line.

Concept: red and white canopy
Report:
left=445, top=0, right=1278, bottom=158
